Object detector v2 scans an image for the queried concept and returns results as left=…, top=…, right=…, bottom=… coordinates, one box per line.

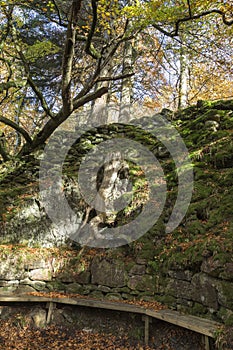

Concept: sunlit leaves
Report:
left=122, top=0, right=233, bottom=31
left=96, top=0, right=121, bottom=36
left=122, top=0, right=184, bottom=24
left=25, top=40, right=60, bottom=63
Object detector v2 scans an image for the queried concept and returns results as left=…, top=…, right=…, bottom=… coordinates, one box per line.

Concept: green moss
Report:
left=0, top=101, right=233, bottom=304
left=217, top=307, right=233, bottom=325
left=155, top=295, right=176, bottom=307
left=184, top=220, right=206, bottom=235
left=192, top=181, right=213, bottom=201
left=191, top=302, right=208, bottom=316
left=134, top=245, right=155, bottom=260
left=213, top=253, right=232, bottom=265
left=223, top=314, right=233, bottom=327
left=47, top=280, right=66, bottom=292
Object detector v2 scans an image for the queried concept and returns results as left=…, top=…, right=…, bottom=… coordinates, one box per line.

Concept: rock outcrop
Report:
left=0, top=99, right=233, bottom=325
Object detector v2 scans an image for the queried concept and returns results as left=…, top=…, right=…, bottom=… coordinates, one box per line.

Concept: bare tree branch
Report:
left=0, top=116, right=32, bottom=144
left=76, top=35, right=105, bottom=43
left=85, top=0, right=101, bottom=59
left=0, top=144, right=9, bottom=162
left=97, top=33, right=135, bottom=79
left=27, top=76, right=55, bottom=119
left=73, top=86, right=108, bottom=110
left=153, top=8, right=233, bottom=38
left=19, top=86, right=108, bottom=156
left=51, top=0, right=63, bottom=26
left=62, top=0, right=82, bottom=115
left=97, top=72, right=135, bottom=82
left=173, top=9, right=233, bottom=36
left=0, top=5, right=13, bottom=47
left=73, top=29, right=135, bottom=107
left=187, top=0, right=192, bottom=18
left=9, top=19, right=55, bottom=119
left=0, top=133, right=9, bottom=161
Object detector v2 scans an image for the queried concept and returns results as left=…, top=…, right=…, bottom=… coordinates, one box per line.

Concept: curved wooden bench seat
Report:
left=0, top=294, right=221, bottom=349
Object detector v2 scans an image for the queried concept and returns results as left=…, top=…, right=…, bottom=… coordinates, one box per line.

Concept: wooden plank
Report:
left=0, top=295, right=52, bottom=303
left=53, top=297, right=145, bottom=315
left=146, top=309, right=220, bottom=337
left=0, top=295, right=145, bottom=314
left=0, top=294, right=221, bottom=339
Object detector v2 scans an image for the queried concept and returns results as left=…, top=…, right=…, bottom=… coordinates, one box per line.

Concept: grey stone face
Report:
left=91, top=258, right=126, bottom=288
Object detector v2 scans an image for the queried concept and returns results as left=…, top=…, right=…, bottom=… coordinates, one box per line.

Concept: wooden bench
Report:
left=0, top=294, right=221, bottom=349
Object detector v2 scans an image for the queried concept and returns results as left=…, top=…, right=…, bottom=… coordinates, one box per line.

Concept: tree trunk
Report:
left=119, top=38, right=134, bottom=122
left=88, top=66, right=111, bottom=126
left=178, top=36, right=189, bottom=109
left=80, top=43, right=134, bottom=243
left=0, top=132, right=9, bottom=161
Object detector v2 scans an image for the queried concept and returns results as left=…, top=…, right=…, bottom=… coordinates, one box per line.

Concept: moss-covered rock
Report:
left=0, top=99, right=233, bottom=323
left=216, top=281, right=233, bottom=309
left=127, top=274, right=155, bottom=292
left=91, top=257, right=127, bottom=288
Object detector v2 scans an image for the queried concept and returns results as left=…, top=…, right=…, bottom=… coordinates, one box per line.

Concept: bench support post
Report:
left=202, top=335, right=210, bottom=350
left=46, top=301, right=55, bottom=324
left=142, top=315, right=151, bottom=346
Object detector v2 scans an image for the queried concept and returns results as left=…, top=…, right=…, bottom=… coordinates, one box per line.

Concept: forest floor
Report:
left=0, top=317, right=212, bottom=350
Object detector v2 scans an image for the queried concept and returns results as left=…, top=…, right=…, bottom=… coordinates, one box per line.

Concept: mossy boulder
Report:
left=91, top=257, right=127, bottom=288
left=215, top=281, right=233, bottom=309
left=127, top=274, right=155, bottom=292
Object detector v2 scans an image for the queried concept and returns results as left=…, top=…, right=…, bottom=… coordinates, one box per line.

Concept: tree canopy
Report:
left=0, top=0, right=232, bottom=160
